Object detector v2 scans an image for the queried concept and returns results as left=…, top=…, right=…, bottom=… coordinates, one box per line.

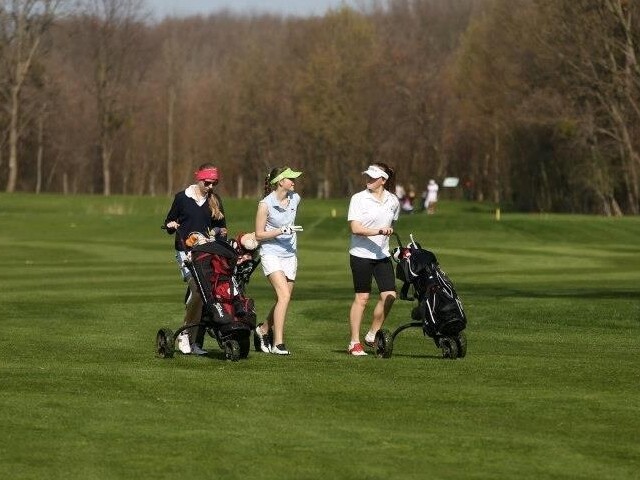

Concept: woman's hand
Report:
left=378, top=227, right=393, bottom=236
left=280, top=225, right=303, bottom=235
left=166, top=221, right=179, bottom=230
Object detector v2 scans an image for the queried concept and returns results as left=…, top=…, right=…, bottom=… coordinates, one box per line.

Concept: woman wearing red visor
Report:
left=164, top=163, right=227, bottom=355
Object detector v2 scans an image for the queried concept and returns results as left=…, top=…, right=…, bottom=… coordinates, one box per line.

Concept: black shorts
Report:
left=350, top=255, right=396, bottom=294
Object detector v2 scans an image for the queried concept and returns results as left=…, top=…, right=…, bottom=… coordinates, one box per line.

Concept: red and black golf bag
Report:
left=189, top=240, right=257, bottom=328
left=186, top=238, right=259, bottom=359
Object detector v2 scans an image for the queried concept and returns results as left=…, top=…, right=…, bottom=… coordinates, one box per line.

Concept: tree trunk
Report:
left=236, top=174, right=243, bottom=198
left=167, top=83, right=175, bottom=195
left=101, top=125, right=112, bottom=196
left=6, top=85, right=20, bottom=192
left=36, top=107, right=44, bottom=194
left=492, top=123, right=501, bottom=205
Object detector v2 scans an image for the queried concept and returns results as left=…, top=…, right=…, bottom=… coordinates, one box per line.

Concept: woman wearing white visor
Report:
left=347, top=163, right=400, bottom=356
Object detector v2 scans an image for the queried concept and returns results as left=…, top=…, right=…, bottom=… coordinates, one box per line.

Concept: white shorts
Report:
left=260, top=254, right=297, bottom=281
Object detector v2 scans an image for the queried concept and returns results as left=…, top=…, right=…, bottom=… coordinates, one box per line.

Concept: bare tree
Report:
left=0, top=0, right=60, bottom=192
left=534, top=0, right=640, bottom=214
left=294, top=7, right=379, bottom=197
left=160, top=23, right=185, bottom=196
left=79, top=0, right=145, bottom=195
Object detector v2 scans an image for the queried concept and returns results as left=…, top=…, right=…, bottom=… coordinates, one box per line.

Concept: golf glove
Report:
left=280, top=225, right=303, bottom=235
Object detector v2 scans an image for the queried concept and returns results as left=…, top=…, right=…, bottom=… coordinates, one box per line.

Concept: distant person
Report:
left=401, top=184, right=416, bottom=214
left=463, top=178, right=474, bottom=201
left=254, top=166, right=303, bottom=355
left=164, top=163, right=227, bottom=355
left=424, top=179, right=439, bottom=214
left=346, top=163, right=400, bottom=356
left=408, top=184, right=416, bottom=206
left=401, top=196, right=414, bottom=214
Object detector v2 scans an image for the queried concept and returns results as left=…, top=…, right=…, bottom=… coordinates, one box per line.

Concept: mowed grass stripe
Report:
left=0, top=193, right=639, bottom=480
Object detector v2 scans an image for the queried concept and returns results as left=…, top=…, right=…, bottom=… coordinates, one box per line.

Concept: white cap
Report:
left=362, top=165, right=389, bottom=180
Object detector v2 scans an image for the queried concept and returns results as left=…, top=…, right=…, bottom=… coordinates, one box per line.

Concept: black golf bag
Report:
left=374, top=234, right=468, bottom=359
left=156, top=235, right=259, bottom=361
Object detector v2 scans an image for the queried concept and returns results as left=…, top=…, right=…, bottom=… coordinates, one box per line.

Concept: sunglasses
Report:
left=203, top=180, right=218, bottom=187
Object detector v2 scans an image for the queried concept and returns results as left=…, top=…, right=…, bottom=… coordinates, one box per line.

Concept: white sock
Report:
left=364, top=330, right=376, bottom=343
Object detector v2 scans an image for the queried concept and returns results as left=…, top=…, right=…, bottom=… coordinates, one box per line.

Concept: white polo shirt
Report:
left=348, top=189, right=400, bottom=259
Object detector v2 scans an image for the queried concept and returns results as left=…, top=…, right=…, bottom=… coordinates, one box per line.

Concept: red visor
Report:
left=195, top=168, right=219, bottom=181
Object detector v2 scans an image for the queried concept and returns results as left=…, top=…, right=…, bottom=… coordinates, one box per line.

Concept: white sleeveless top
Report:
left=258, top=191, right=301, bottom=258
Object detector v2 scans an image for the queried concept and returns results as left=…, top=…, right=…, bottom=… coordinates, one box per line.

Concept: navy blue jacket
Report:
left=164, top=189, right=227, bottom=251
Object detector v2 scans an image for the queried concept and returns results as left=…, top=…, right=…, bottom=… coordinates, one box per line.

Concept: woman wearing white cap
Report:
left=254, top=166, right=303, bottom=355
left=347, top=163, right=400, bottom=356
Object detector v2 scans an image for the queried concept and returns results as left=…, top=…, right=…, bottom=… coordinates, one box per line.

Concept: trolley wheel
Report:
left=375, top=329, right=394, bottom=359
left=239, top=333, right=250, bottom=359
left=224, top=340, right=241, bottom=362
left=156, top=328, right=175, bottom=359
left=439, top=336, right=459, bottom=359
left=455, top=331, right=467, bottom=358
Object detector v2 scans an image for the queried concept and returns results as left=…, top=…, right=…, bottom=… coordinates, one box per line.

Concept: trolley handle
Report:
left=393, top=232, right=403, bottom=248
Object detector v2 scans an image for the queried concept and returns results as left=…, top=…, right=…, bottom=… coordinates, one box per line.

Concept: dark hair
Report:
left=263, top=166, right=289, bottom=196
left=373, top=162, right=396, bottom=193
left=197, top=163, right=223, bottom=220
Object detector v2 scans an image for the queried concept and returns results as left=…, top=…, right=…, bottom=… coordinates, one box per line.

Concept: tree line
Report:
left=1, top=0, right=638, bottom=215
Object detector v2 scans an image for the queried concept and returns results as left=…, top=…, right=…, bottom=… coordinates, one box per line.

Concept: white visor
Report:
left=362, top=165, right=389, bottom=180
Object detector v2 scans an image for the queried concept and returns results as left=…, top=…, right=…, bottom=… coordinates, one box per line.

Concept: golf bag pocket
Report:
left=428, top=287, right=466, bottom=336
left=206, top=302, right=233, bottom=325
left=232, top=295, right=257, bottom=328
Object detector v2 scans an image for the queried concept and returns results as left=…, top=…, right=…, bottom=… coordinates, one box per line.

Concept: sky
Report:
left=147, top=0, right=361, bottom=20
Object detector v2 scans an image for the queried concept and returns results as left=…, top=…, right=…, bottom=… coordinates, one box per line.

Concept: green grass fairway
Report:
left=1, top=193, right=639, bottom=479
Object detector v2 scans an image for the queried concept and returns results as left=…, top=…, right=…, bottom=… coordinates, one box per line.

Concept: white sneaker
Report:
left=270, top=343, right=290, bottom=355
left=254, top=324, right=271, bottom=353
left=190, top=344, right=208, bottom=356
left=177, top=332, right=191, bottom=354
left=364, top=332, right=376, bottom=348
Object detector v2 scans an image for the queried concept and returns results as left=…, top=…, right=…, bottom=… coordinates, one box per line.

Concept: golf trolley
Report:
left=374, top=233, right=468, bottom=359
left=156, top=233, right=259, bottom=362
